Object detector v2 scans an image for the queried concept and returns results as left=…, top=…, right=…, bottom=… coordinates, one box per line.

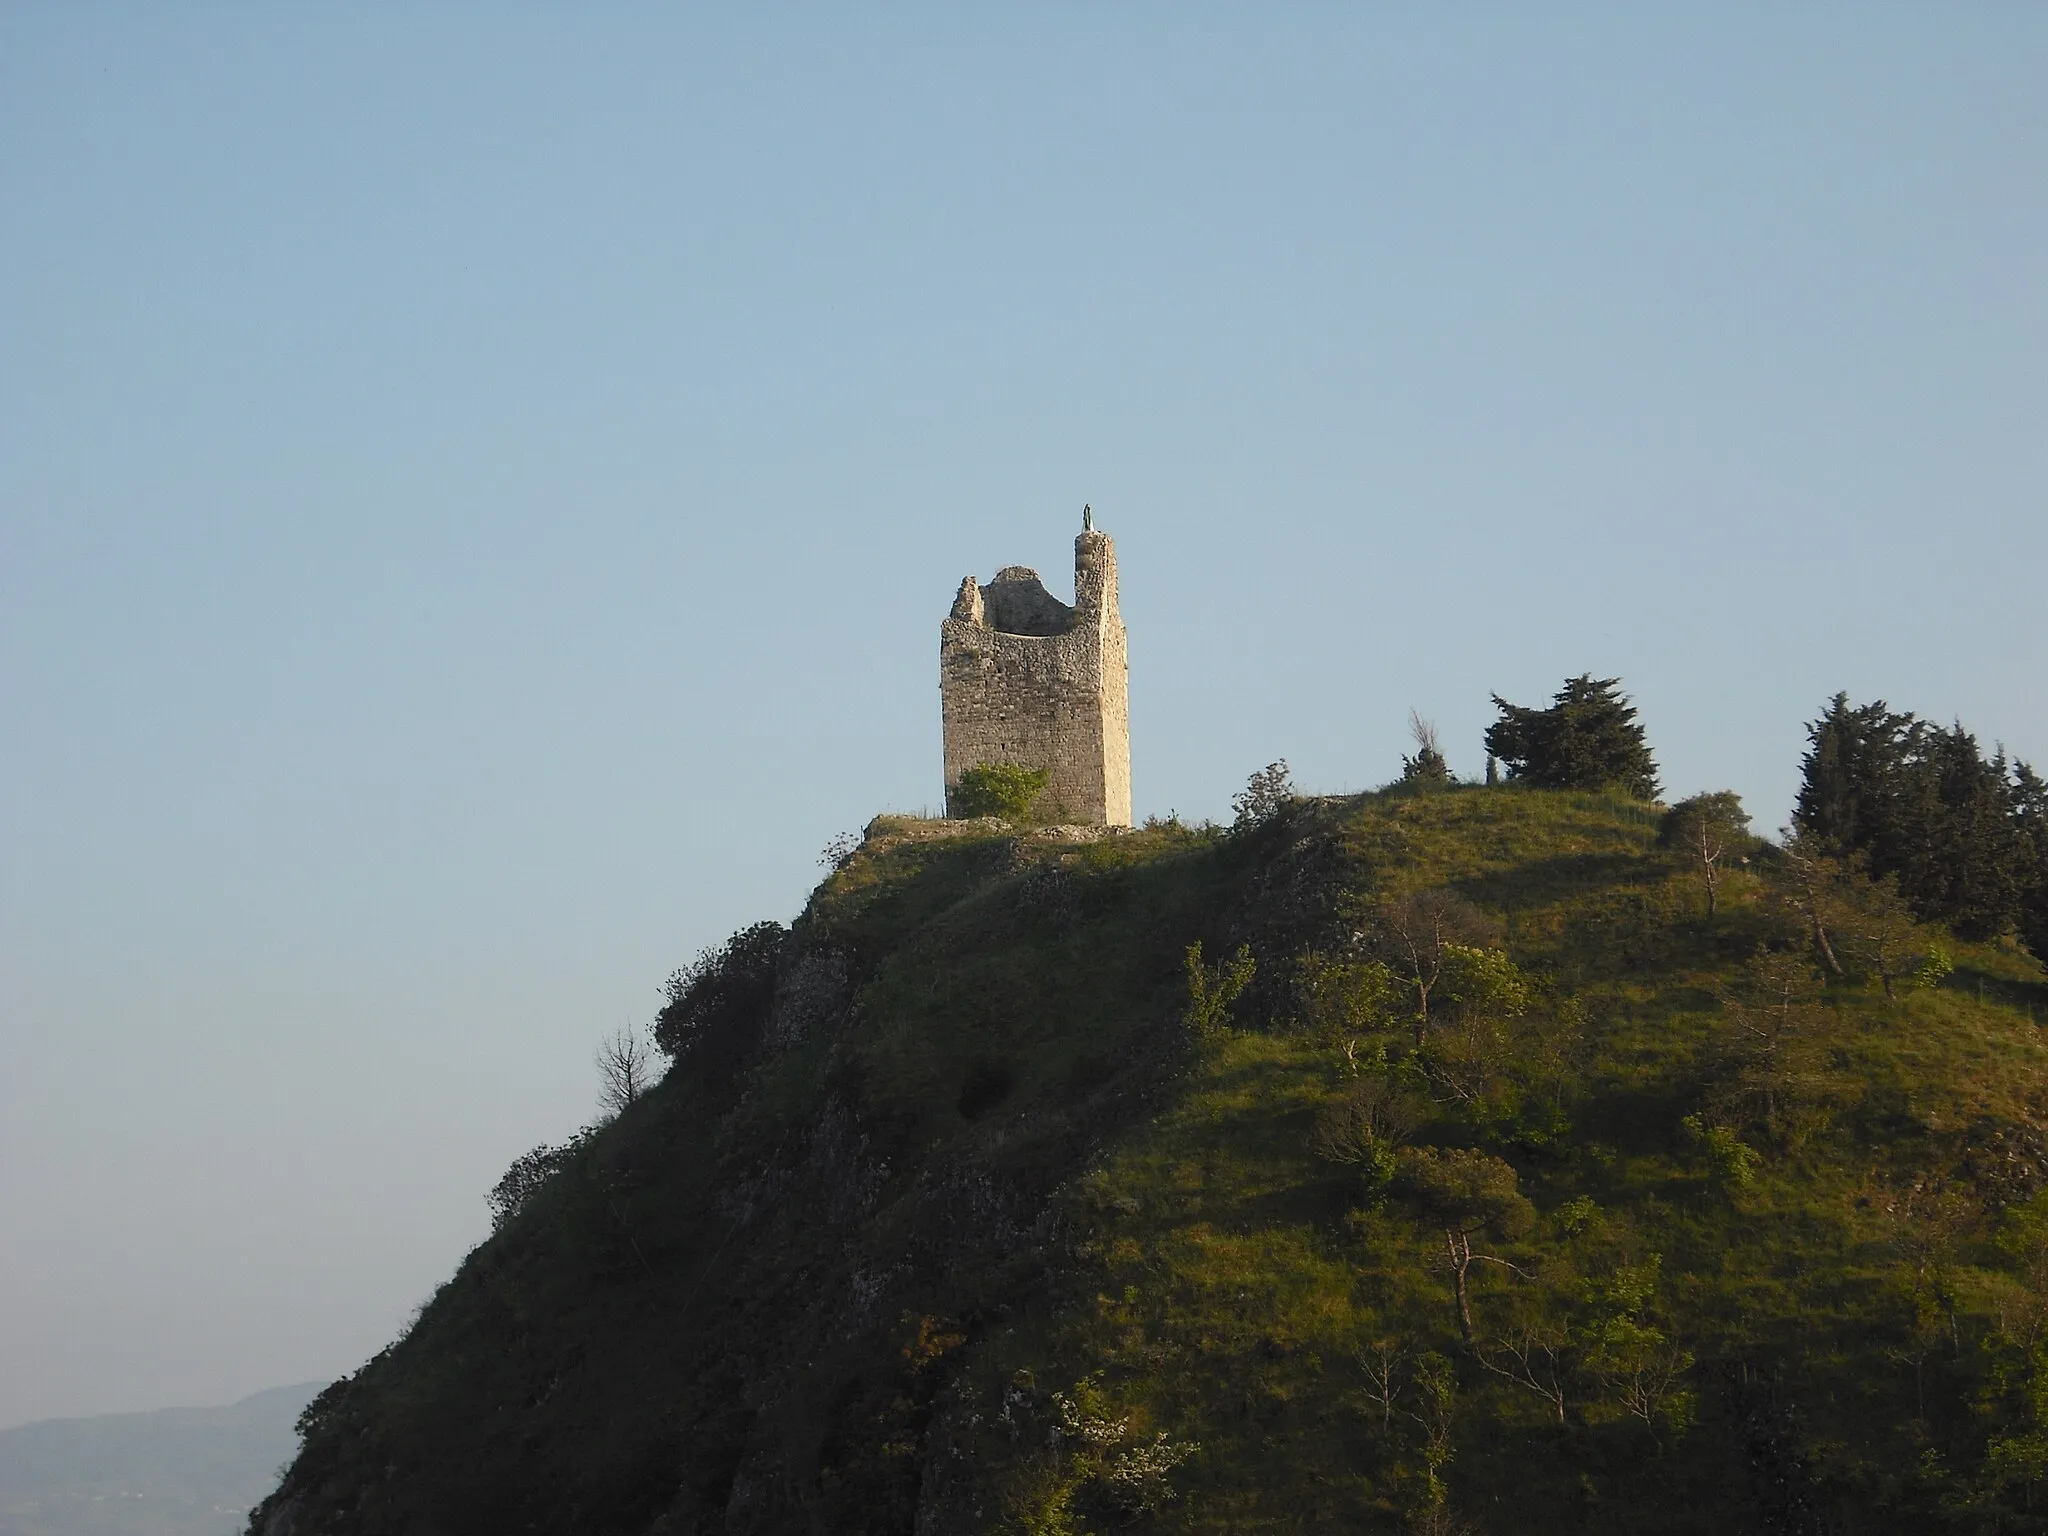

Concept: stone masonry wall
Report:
left=940, top=528, right=1131, bottom=827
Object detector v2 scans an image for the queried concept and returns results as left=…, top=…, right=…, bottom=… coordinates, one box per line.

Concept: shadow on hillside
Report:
left=1455, top=850, right=1665, bottom=913
left=1948, top=965, right=2048, bottom=1020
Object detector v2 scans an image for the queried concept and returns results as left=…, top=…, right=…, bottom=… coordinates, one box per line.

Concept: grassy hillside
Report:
left=254, top=786, right=2048, bottom=1535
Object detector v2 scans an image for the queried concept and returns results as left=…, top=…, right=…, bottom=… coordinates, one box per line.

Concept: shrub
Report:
left=487, top=1128, right=598, bottom=1232
left=950, top=762, right=1051, bottom=820
left=1309, top=1076, right=1421, bottom=1195
left=1182, top=941, right=1256, bottom=1041
left=1231, top=760, right=1297, bottom=830
left=654, top=921, right=787, bottom=1059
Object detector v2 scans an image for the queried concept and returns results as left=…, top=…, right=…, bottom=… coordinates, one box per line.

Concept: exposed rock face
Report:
left=939, top=527, right=1131, bottom=826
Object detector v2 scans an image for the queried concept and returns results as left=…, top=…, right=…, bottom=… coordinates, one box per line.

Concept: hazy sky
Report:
left=3, top=6, right=2043, bottom=1429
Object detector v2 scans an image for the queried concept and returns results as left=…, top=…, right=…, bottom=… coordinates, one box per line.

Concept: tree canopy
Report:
left=1484, top=675, right=1660, bottom=799
left=1795, top=693, right=2048, bottom=949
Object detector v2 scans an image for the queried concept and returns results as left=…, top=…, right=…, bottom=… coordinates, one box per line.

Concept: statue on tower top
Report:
left=1082, top=503, right=1094, bottom=531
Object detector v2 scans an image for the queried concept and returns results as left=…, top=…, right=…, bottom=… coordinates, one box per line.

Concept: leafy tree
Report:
left=1394, top=1146, right=1535, bottom=1341
left=1577, top=1256, right=1696, bottom=1448
left=1293, top=949, right=1400, bottom=1052
left=1679, top=1115, right=1761, bottom=1190
left=1836, top=873, right=1942, bottom=1001
left=1484, top=675, right=1660, bottom=799
left=1182, top=941, right=1255, bottom=1041
left=1421, top=944, right=1534, bottom=1113
left=654, top=920, right=787, bottom=1059
left=1366, top=888, right=1494, bottom=1044
left=1231, top=759, right=1297, bottom=830
left=950, top=761, right=1051, bottom=820
left=1658, top=791, right=1751, bottom=916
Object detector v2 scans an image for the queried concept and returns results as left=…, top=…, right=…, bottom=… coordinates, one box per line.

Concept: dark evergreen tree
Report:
left=1793, top=694, right=1918, bottom=855
left=1484, top=675, right=1660, bottom=799
left=1795, top=697, right=2044, bottom=947
left=2012, top=761, right=2048, bottom=961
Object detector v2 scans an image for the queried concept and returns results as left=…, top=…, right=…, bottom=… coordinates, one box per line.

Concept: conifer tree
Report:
left=1484, top=675, right=1660, bottom=799
left=1794, top=695, right=2045, bottom=948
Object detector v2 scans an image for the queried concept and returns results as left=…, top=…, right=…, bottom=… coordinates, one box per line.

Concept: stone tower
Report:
left=940, top=515, right=1131, bottom=826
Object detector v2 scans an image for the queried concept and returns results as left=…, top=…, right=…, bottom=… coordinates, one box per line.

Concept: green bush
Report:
left=949, top=761, right=1051, bottom=820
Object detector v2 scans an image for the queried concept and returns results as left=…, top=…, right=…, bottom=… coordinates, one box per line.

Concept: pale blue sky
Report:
left=2, top=6, right=2043, bottom=1427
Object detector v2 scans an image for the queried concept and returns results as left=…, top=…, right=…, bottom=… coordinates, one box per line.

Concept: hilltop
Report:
left=254, top=783, right=2048, bottom=1535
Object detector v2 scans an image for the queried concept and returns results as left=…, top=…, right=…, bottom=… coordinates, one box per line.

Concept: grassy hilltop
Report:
left=256, top=783, right=2048, bottom=1536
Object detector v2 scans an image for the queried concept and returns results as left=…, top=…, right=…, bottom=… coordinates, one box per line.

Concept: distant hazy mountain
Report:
left=0, top=1384, right=320, bottom=1536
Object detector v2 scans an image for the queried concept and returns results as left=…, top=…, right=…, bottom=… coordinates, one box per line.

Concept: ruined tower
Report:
left=940, top=514, right=1131, bottom=826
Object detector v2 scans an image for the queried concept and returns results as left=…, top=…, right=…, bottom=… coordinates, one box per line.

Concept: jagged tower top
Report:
left=938, top=512, right=1131, bottom=826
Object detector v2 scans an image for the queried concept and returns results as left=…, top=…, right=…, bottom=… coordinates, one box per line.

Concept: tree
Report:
left=654, top=921, right=787, bottom=1059
left=1394, top=1146, right=1535, bottom=1341
left=1402, top=709, right=1453, bottom=787
left=1714, top=947, right=1826, bottom=1131
left=1773, top=829, right=1849, bottom=978
left=1366, top=888, right=1494, bottom=1045
left=1182, top=941, right=1256, bottom=1041
left=1419, top=944, right=1534, bottom=1112
left=1794, top=694, right=2042, bottom=945
left=2015, top=763, right=2048, bottom=962
left=1231, top=760, right=1297, bottom=830
left=950, top=761, right=1051, bottom=821
left=1309, top=1075, right=1423, bottom=1194
left=596, top=1025, right=655, bottom=1116
left=1484, top=675, right=1659, bottom=799
left=1658, top=792, right=1751, bottom=916
left=486, top=1129, right=596, bottom=1232
left=1837, top=873, right=1940, bottom=1001
left=1793, top=693, right=1914, bottom=856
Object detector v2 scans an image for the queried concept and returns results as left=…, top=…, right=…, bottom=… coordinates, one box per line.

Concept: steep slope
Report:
left=255, top=788, right=2048, bottom=1535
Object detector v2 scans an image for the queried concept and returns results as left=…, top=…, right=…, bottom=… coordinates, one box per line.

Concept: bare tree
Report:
left=1366, top=888, right=1492, bottom=1045
left=1658, top=791, right=1750, bottom=916
left=1474, top=1322, right=1570, bottom=1425
left=1775, top=829, right=1848, bottom=978
left=596, top=1025, right=655, bottom=1117
left=1402, top=709, right=1452, bottom=785
left=1714, top=948, right=1825, bottom=1129
left=1395, top=1147, right=1535, bottom=1341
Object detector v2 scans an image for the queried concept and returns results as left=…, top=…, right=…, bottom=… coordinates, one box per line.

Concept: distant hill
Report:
left=0, top=1384, right=319, bottom=1536
left=253, top=788, right=2048, bottom=1533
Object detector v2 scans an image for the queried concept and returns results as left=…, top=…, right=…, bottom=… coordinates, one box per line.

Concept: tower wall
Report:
left=940, top=528, right=1131, bottom=826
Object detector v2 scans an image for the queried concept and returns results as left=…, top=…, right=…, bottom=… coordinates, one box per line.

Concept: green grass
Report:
left=257, top=787, right=2048, bottom=1536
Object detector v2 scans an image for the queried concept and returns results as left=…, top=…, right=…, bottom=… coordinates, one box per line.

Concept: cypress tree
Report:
left=1485, top=675, right=1660, bottom=799
left=1794, top=695, right=2043, bottom=948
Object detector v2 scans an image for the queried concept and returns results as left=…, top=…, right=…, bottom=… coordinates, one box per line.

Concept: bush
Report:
left=950, top=762, right=1051, bottom=820
left=654, top=921, right=787, bottom=1059
left=487, top=1128, right=598, bottom=1232
left=1231, top=760, right=1297, bottom=830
